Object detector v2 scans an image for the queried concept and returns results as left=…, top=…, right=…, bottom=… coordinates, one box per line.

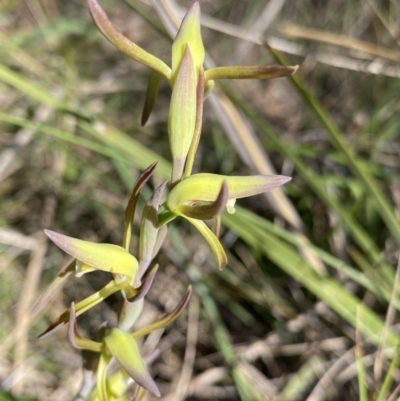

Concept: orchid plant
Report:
left=36, top=1, right=297, bottom=400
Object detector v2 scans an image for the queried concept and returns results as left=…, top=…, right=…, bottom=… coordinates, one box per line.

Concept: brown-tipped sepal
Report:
left=104, top=328, right=160, bottom=397
left=141, top=71, right=162, bottom=126
left=123, top=162, right=158, bottom=250
left=133, top=286, right=192, bottom=338
left=127, top=264, right=159, bottom=303
left=87, top=0, right=171, bottom=80
left=45, top=230, right=138, bottom=280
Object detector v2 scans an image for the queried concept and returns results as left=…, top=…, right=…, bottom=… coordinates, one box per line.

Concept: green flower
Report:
left=164, top=173, right=292, bottom=269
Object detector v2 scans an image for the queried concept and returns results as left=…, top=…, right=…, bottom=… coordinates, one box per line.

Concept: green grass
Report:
left=1, top=1, right=400, bottom=400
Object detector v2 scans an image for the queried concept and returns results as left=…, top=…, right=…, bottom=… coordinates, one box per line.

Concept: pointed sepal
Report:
left=127, top=264, right=159, bottom=303
left=123, top=163, right=157, bottom=250
left=133, top=286, right=192, bottom=338
left=45, top=230, right=138, bottom=279
left=87, top=0, right=171, bottom=80
left=104, top=328, right=160, bottom=397
left=141, top=71, right=162, bottom=126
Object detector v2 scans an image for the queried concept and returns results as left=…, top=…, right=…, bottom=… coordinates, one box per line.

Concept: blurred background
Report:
left=1, top=0, right=400, bottom=400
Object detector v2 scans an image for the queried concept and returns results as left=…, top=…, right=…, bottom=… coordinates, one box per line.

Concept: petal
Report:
left=132, top=286, right=192, bottom=338
left=45, top=230, right=138, bottom=279
left=167, top=173, right=292, bottom=211
left=204, top=65, right=298, bottom=81
left=104, top=328, right=160, bottom=397
left=169, top=45, right=197, bottom=184
left=141, top=71, right=162, bottom=126
left=87, top=0, right=171, bottom=80
left=171, top=2, right=204, bottom=81
left=123, top=163, right=157, bottom=250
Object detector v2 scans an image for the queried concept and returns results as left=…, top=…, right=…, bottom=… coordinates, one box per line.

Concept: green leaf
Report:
left=224, top=209, right=399, bottom=348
